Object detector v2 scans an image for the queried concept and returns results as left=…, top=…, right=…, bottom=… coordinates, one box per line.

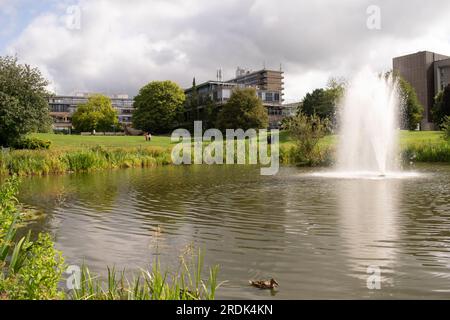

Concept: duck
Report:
left=249, top=278, right=279, bottom=290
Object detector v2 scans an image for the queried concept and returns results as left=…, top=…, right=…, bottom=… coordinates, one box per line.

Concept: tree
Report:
left=397, top=77, right=423, bottom=130
left=216, top=87, right=268, bottom=131
left=189, top=77, right=200, bottom=121
left=301, top=80, right=344, bottom=122
left=132, top=81, right=185, bottom=133
left=282, top=113, right=331, bottom=165
left=432, top=84, right=450, bottom=126
left=0, top=56, right=52, bottom=147
left=72, top=94, right=118, bottom=133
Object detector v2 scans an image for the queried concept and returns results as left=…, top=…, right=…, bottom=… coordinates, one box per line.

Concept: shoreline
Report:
left=1, top=141, right=450, bottom=177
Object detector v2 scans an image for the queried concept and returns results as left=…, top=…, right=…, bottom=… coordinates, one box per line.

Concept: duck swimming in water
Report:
left=249, top=278, right=279, bottom=290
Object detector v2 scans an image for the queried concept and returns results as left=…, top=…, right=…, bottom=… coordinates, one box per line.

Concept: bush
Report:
left=0, top=176, right=65, bottom=300
left=13, top=137, right=51, bottom=150
left=441, top=116, right=450, bottom=141
left=282, top=113, right=331, bottom=165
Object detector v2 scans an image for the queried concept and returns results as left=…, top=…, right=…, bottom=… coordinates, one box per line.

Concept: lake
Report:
left=17, top=165, right=450, bottom=299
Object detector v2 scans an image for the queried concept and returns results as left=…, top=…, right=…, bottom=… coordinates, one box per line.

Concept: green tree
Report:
left=432, top=84, right=450, bottom=126
left=0, top=56, right=52, bottom=147
left=189, top=77, right=200, bottom=121
left=202, top=95, right=218, bottom=129
left=216, top=87, right=268, bottom=131
left=72, top=94, right=118, bottom=133
left=282, top=113, right=331, bottom=165
left=301, top=80, right=344, bottom=121
left=132, top=81, right=185, bottom=133
left=397, top=77, right=423, bottom=130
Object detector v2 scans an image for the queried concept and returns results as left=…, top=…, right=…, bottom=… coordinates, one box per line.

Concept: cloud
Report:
left=5, top=0, right=450, bottom=100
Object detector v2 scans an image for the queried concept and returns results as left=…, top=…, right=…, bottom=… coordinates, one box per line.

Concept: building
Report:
left=393, top=51, right=450, bottom=130
left=281, top=101, right=301, bottom=117
left=48, top=93, right=134, bottom=132
left=434, top=58, right=450, bottom=93
left=184, top=67, right=286, bottom=128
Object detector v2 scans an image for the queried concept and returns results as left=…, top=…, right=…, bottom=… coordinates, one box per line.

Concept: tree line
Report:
left=2, top=54, right=450, bottom=149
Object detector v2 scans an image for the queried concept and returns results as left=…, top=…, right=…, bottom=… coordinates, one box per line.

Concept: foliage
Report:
left=301, top=79, right=344, bottom=122
left=188, top=77, right=200, bottom=121
left=282, top=113, right=331, bottom=165
left=0, top=176, right=65, bottom=300
left=216, top=87, right=268, bottom=131
left=13, top=137, right=51, bottom=150
left=0, top=146, right=172, bottom=176
left=71, top=249, right=222, bottom=300
left=441, top=116, right=450, bottom=141
left=402, top=141, right=450, bottom=163
left=0, top=56, right=52, bottom=147
left=133, top=81, right=186, bottom=134
left=432, top=84, right=450, bottom=126
left=397, top=76, right=424, bottom=130
left=72, top=94, right=118, bottom=133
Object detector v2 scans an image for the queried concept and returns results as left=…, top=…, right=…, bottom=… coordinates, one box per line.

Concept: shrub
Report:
left=282, top=113, right=331, bottom=165
left=13, top=137, right=51, bottom=150
left=0, top=176, right=65, bottom=300
left=441, top=116, right=450, bottom=141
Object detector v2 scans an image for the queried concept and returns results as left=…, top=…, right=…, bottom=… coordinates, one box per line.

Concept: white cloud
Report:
left=5, top=0, right=450, bottom=100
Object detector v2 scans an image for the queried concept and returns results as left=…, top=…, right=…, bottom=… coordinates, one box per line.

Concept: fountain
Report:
left=314, top=67, right=418, bottom=179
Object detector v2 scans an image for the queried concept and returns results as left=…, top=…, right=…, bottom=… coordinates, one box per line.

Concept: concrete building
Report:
left=184, top=67, right=287, bottom=128
left=393, top=51, right=450, bottom=130
left=48, top=93, right=134, bottom=132
left=434, top=58, right=450, bottom=93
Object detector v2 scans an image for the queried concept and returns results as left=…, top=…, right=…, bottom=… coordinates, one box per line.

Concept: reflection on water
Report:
left=337, top=179, right=398, bottom=288
left=16, top=165, right=450, bottom=299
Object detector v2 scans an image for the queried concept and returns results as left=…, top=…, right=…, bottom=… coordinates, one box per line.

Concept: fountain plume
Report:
left=336, top=67, right=400, bottom=176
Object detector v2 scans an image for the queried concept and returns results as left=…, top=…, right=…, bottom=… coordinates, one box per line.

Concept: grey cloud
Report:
left=5, top=0, right=450, bottom=100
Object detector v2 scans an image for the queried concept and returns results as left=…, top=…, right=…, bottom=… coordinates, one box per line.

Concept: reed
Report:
left=402, top=141, right=450, bottom=163
left=70, top=249, right=223, bottom=300
left=0, top=146, right=172, bottom=176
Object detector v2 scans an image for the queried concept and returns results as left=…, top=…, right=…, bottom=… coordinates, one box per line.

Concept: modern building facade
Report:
left=393, top=51, right=450, bottom=130
left=48, top=93, right=134, bottom=131
left=184, top=67, right=286, bottom=128
left=434, top=58, right=450, bottom=93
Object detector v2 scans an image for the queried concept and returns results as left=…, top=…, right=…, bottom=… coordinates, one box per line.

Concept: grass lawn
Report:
left=31, top=130, right=445, bottom=152
left=31, top=133, right=175, bottom=150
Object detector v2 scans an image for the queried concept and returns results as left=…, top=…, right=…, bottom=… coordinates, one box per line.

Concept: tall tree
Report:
left=72, top=94, right=118, bottom=133
left=432, top=84, right=450, bottom=126
left=132, top=81, right=185, bottom=133
left=397, top=76, right=423, bottom=130
left=0, top=56, right=52, bottom=147
left=189, top=77, right=199, bottom=121
left=216, top=87, right=268, bottom=131
left=301, top=80, right=344, bottom=122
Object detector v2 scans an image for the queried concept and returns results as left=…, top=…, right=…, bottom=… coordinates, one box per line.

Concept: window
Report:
left=222, top=89, right=231, bottom=100
left=265, top=92, right=273, bottom=102
left=274, top=93, right=280, bottom=101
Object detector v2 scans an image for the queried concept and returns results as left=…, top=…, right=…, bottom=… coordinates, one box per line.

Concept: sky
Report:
left=2, top=0, right=450, bottom=102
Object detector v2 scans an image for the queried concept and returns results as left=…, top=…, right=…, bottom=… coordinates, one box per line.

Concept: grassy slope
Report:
left=33, top=130, right=445, bottom=151
left=31, top=133, right=175, bottom=150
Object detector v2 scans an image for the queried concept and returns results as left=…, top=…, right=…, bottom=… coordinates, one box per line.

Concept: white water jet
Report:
left=337, top=67, right=399, bottom=176
left=311, top=67, right=422, bottom=179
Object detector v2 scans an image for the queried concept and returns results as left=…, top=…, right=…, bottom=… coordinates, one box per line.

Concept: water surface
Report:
left=18, top=165, right=450, bottom=299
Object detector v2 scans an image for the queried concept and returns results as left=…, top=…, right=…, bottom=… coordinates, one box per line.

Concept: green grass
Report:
left=31, top=133, right=175, bottom=150
left=32, top=130, right=445, bottom=151
left=0, top=130, right=445, bottom=176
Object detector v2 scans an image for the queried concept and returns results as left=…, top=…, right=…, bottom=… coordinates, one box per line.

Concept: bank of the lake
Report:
left=0, top=131, right=449, bottom=176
